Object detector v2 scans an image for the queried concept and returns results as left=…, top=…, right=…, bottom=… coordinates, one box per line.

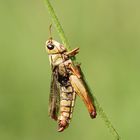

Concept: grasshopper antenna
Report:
left=49, top=24, right=53, bottom=41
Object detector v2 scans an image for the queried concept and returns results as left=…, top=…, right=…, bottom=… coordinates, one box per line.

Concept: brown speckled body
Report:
left=48, top=42, right=77, bottom=131
left=55, top=59, right=76, bottom=131
left=58, top=84, right=76, bottom=132
left=45, top=39, right=96, bottom=132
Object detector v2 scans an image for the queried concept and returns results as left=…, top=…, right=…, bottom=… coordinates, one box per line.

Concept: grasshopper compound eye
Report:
left=47, top=44, right=54, bottom=50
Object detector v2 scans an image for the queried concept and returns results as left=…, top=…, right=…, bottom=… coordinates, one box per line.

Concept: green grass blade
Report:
left=45, top=0, right=121, bottom=139
left=45, top=0, right=70, bottom=50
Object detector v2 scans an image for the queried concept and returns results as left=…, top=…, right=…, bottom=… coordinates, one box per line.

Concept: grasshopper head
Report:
left=45, top=39, right=66, bottom=54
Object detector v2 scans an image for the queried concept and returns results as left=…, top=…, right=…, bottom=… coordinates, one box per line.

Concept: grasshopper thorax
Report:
left=45, top=39, right=66, bottom=55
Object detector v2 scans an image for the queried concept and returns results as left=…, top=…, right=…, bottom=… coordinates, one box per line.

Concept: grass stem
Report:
left=45, top=0, right=121, bottom=139
left=45, top=0, right=70, bottom=50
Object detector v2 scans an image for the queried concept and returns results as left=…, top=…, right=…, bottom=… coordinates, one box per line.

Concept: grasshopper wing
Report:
left=69, top=67, right=96, bottom=118
left=49, top=72, right=60, bottom=121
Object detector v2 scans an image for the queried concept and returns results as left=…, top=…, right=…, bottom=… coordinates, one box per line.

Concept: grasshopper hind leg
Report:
left=69, top=74, right=96, bottom=119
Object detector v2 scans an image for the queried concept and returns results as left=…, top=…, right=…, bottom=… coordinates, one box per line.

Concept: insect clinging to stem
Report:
left=45, top=25, right=96, bottom=132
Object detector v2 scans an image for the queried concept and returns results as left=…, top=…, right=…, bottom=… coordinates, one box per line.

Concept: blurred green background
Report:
left=0, top=0, right=140, bottom=139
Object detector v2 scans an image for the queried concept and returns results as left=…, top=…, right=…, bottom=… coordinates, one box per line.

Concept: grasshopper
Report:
left=45, top=29, right=96, bottom=132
